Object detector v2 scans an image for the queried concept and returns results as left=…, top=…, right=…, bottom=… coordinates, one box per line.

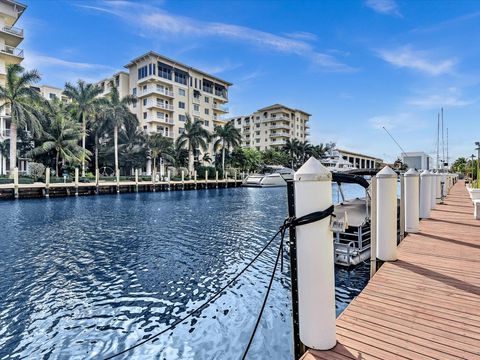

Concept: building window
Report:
left=204, top=96, right=209, bottom=103
left=49, top=93, right=56, bottom=99
left=157, top=112, right=165, bottom=119
left=256, top=139, right=260, bottom=143
left=132, top=88, right=137, bottom=95
left=179, top=127, right=185, bottom=134
left=237, top=119, right=241, bottom=125
left=194, top=104, right=200, bottom=111
left=143, top=99, right=147, bottom=106
left=178, top=101, right=185, bottom=109
left=143, top=112, right=147, bottom=119
left=157, top=62, right=172, bottom=80
left=174, top=70, right=188, bottom=85
left=179, top=88, right=186, bottom=96
left=179, top=114, right=186, bottom=122
left=204, top=120, right=209, bottom=126
left=138, top=65, right=148, bottom=79
left=205, top=109, right=209, bottom=115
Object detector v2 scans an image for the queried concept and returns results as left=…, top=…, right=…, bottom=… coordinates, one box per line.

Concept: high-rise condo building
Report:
left=230, top=104, right=310, bottom=151
left=0, top=0, right=26, bottom=175
left=97, top=52, right=231, bottom=145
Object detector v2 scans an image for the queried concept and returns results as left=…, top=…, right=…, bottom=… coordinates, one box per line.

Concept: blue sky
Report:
left=20, top=0, right=480, bottom=163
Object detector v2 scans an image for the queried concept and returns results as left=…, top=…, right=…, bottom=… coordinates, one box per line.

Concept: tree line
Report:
left=0, top=64, right=333, bottom=179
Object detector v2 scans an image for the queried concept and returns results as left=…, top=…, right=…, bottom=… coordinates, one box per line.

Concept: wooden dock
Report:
left=303, top=180, right=480, bottom=360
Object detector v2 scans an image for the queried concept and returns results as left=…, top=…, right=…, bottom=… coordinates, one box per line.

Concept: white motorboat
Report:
left=322, top=149, right=356, bottom=172
left=242, top=166, right=294, bottom=187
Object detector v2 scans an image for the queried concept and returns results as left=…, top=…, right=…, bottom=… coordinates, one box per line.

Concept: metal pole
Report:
left=399, top=174, right=405, bottom=242
left=286, top=180, right=306, bottom=359
left=370, top=175, right=377, bottom=279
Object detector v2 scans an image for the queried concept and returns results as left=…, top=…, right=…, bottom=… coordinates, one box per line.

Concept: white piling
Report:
left=194, top=170, right=197, bottom=189
left=430, top=171, right=437, bottom=209
left=45, top=167, right=50, bottom=198
left=294, top=157, right=336, bottom=350
left=420, top=170, right=431, bottom=219
left=135, top=169, right=139, bottom=192
left=167, top=170, right=171, bottom=190
left=115, top=169, right=120, bottom=194
left=181, top=170, right=185, bottom=189
left=13, top=167, right=19, bottom=199
left=404, top=169, right=419, bottom=233
left=376, top=166, right=398, bottom=262
left=75, top=168, right=79, bottom=196
left=436, top=173, right=442, bottom=203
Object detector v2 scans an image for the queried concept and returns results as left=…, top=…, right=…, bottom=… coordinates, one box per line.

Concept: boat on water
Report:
left=322, top=149, right=356, bottom=172
left=332, top=171, right=400, bottom=267
left=242, top=166, right=295, bottom=187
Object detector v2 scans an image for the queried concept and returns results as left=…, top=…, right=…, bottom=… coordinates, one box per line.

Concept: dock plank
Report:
left=302, top=180, right=480, bottom=360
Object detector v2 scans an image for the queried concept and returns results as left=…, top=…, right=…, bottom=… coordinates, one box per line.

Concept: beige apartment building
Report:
left=32, top=84, right=69, bottom=102
left=124, top=51, right=231, bottom=140
left=230, top=104, right=310, bottom=151
left=0, top=0, right=26, bottom=175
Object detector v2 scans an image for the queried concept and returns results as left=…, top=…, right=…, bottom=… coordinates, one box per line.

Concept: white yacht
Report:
left=242, top=166, right=294, bottom=187
left=322, top=150, right=356, bottom=172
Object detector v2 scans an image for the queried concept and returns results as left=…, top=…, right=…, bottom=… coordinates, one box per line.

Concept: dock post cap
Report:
left=420, top=169, right=430, bottom=176
left=404, top=168, right=419, bottom=177
left=294, top=157, right=331, bottom=182
left=376, top=165, right=397, bottom=178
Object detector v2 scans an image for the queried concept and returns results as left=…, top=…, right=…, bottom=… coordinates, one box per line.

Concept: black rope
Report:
left=241, top=204, right=335, bottom=359
left=104, top=229, right=282, bottom=359
left=241, top=227, right=284, bottom=359
left=105, top=204, right=335, bottom=359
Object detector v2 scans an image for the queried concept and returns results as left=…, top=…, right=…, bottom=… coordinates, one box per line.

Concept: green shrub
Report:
left=196, top=166, right=216, bottom=179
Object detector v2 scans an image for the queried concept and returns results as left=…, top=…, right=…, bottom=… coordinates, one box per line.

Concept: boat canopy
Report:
left=331, top=172, right=370, bottom=189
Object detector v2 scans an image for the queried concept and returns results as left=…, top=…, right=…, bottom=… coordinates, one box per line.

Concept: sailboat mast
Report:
left=441, top=107, right=445, bottom=170
left=436, top=113, right=440, bottom=170
left=446, top=128, right=449, bottom=169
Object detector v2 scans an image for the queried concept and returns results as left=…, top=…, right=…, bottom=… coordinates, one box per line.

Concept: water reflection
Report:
left=0, top=185, right=368, bottom=359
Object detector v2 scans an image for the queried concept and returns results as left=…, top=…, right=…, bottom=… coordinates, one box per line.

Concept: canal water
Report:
left=0, top=185, right=369, bottom=359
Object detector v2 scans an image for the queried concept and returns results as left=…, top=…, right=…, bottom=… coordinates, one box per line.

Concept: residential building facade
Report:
left=337, top=148, right=383, bottom=169
left=230, top=104, right=310, bottom=151
left=32, top=84, right=69, bottom=102
left=0, top=0, right=26, bottom=175
left=123, top=52, right=231, bottom=141
left=401, top=151, right=432, bottom=170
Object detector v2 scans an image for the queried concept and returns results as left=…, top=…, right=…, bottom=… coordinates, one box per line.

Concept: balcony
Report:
left=149, top=115, right=174, bottom=125
left=270, top=131, right=290, bottom=138
left=271, top=139, right=288, bottom=146
left=213, top=103, right=229, bottom=113
left=270, top=124, right=290, bottom=130
left=145, top=100, right=174, bottom=111
left=139, top=85, right=174, bottom=98
left=1, top=25, right=23, bottom=47
left=0, top=45, right=23, bottom=61
left=269, top=116, right=291, bottom=122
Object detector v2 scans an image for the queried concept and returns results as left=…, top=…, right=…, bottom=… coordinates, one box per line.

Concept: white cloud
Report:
left=407, top=87, right=475, bottom=108
left=22, top=51, right=116, bottom=86
left=76, top=1, right=354, bottom=72
left=365, top=0, right=401, bottom=16
left=23, top=53, right=112, bottom=70
left=284, top=31, right=318, bottom=42
left=377, top=46, right=456, bottom=76
left=368, top=112, right=427, bottom=132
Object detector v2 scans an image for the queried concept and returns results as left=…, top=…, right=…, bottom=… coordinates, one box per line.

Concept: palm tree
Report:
left=0, top=64, right=44, bottom=175
left=148, top=133, right=174, bottom=174
left=100, top=80, right=137, bottom=175
left=202, top=152, right=212, bottom=165
left=28, top=100, right=88, bottom=176
left=213, top=122, right=242, bottom=174
left=298, top=141, right=313, bottom=165
left=176, top=115, right=211, bottom=175
left=283, top=138, right=301, bottom=169
left=63, top=79, right=103, bottom=176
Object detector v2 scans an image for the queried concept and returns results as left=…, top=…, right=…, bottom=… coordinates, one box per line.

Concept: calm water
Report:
left=0, top=185, right=368, bottom=360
